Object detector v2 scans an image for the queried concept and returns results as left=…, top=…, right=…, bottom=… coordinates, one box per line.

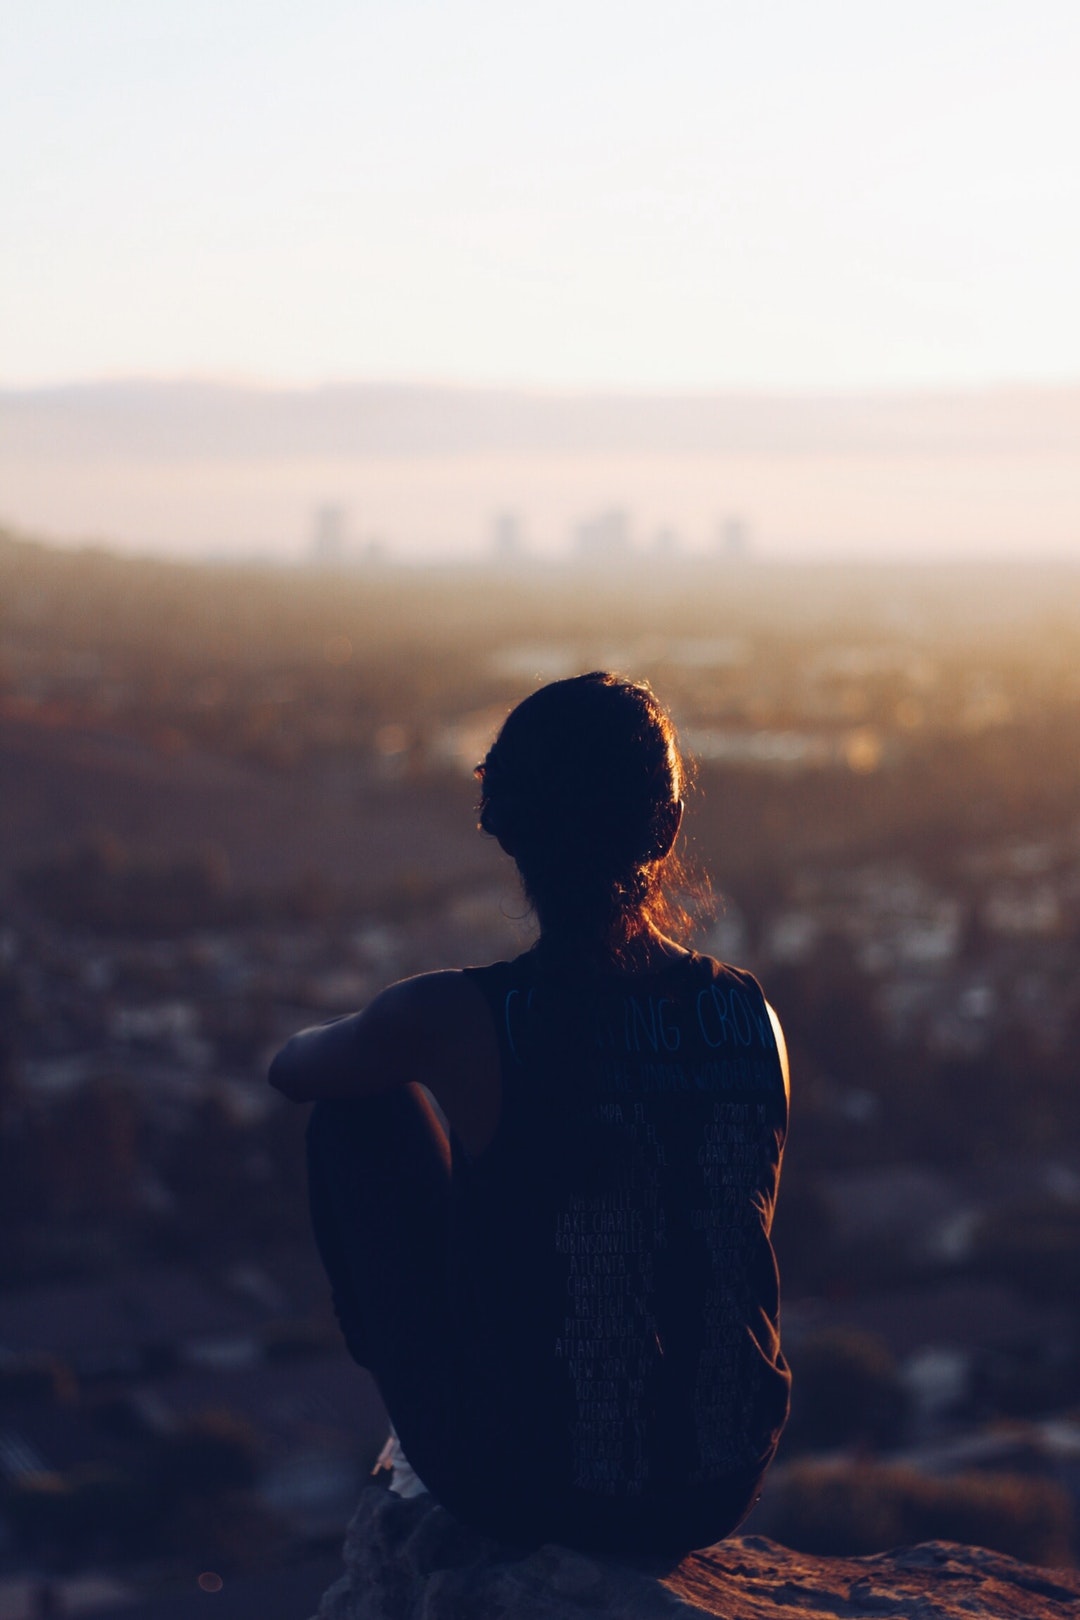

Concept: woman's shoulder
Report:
left=698, top=951, right=767, bottom=993
left=367, top=965, right=504, bottom=1032
left=365, top=951, right=548, bottom=1051
left=690, top=954, right=789, bottom=1096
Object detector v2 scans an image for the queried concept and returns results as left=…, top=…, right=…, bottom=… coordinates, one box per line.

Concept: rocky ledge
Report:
left=313, top=1487, right=1080, bottom=1619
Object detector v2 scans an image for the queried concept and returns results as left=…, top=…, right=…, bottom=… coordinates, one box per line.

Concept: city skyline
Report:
left=2, top=378, right=1078, bottom=561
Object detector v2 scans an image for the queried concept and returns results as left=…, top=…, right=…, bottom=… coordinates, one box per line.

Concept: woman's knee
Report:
left=306, top=1096, right=353, bottom=1173
left=306, top=1095, right=349, bottom=1146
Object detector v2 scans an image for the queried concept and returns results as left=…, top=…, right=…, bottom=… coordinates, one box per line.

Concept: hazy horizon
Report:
left=2, top=377, right=1078, bottom=564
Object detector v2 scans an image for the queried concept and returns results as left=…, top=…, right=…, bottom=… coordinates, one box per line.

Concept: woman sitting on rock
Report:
left=269, top=672, right=790, bottom=1556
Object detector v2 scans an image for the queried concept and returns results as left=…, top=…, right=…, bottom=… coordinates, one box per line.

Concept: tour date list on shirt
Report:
left=506, top=971, right=786, bottom=1498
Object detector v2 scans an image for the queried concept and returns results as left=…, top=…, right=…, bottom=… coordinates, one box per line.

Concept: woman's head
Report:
left=476, top=672, right=697, bottom=953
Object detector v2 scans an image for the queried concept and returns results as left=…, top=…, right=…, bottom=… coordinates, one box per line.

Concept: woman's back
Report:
left=274, top=672, right=791, bottom=1557
left=444, top=945, right=790, bottom=1553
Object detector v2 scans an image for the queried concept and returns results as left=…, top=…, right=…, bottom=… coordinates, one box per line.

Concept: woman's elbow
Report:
left=268, top=1037, right=311, bottom=1103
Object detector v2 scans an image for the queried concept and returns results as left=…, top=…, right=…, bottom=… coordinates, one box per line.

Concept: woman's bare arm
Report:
left=268, top=971, right=465, bottom=1101
left=267, top=969, right=502, bottom=1151
left=765, top=1000, right=791, bottom=1103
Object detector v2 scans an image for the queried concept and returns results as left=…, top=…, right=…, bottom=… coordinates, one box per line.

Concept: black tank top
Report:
left=449, top=946, right=790, bottom=1554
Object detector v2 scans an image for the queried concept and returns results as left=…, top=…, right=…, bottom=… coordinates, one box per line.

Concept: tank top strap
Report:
left=704, top=955, right=777, bottom=1029
left=462, top=953, right=540, bottom=1069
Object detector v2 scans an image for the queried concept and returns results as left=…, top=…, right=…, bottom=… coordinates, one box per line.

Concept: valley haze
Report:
left=2, top=380, right=1078, bottom=563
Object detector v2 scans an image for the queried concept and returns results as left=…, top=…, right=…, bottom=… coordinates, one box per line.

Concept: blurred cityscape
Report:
left=3, top=528, right=1080, bottom=1611
left=303, top=499, right=752, bottom=570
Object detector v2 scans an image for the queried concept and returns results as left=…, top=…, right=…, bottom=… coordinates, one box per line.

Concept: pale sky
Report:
left=4, top=0, right=1080, bottom=392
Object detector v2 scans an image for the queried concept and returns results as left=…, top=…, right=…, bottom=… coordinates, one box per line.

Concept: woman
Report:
left=269, top=672, right=790, bottom=1556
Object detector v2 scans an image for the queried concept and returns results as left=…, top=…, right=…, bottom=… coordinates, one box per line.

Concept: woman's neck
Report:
left=534, top=925, right=689, bottom=974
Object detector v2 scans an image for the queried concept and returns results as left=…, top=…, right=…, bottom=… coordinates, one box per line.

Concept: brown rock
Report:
left=315, top=1487, right=1080, bottom=1620
left=665, top=1537, right=1080, bottom=1618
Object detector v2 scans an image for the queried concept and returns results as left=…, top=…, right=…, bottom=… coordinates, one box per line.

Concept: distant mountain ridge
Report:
left=4, top=380, right=1080, bottom=459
